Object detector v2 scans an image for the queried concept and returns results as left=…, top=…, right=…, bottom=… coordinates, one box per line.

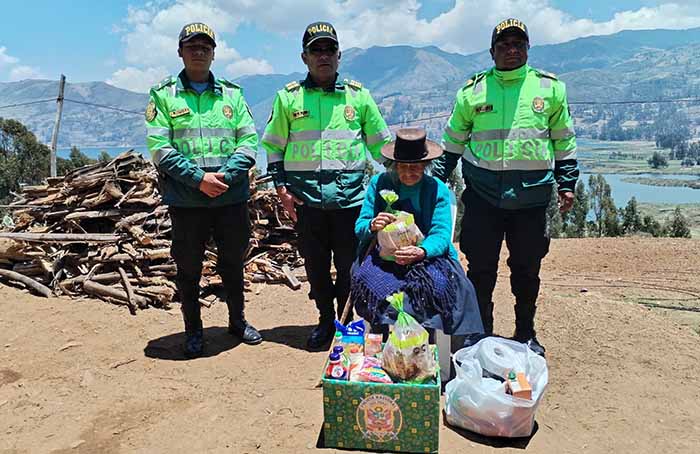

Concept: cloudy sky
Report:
left=2, top=0, right=700, bottom=92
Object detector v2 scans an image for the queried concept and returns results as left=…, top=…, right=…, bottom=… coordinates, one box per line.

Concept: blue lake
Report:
left=581, top=173, right=700, bottom=206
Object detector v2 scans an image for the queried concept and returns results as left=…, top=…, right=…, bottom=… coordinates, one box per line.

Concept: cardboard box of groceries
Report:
left=321, top=347, right=440, bottom=453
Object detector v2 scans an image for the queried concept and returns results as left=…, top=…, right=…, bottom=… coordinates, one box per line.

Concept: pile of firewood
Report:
left=0, top=150, right=303, bottom=313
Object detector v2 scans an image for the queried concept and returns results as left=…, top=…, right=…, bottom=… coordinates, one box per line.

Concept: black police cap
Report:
left=302, top=21, right=338, bottom=49
left=491, top=18, right=529, bottom=48
left=179, top=22, right=216, bottom=47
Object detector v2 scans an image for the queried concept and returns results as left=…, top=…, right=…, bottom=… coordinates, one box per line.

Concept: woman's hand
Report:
left=370, top=212, right=397, bottom=232
left=394, top=246, right=426, bottom=266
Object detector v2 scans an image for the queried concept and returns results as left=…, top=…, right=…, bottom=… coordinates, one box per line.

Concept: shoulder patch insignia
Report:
left=145, top=101, right=157, bottom=122
left=464, top=71, right=486, bottom=90
left=535, top=69, right=558, bottom=80
left=346, top=79, right=363, bottom=90
left=219, top=78, right=241, bottom=89
left=153, top=76, right=175, bottom=91
left=285, top=81, right=301, bottom=92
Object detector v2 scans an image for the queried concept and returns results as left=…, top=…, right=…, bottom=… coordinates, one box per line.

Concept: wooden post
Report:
left=49, top=74, right=66, bottom=178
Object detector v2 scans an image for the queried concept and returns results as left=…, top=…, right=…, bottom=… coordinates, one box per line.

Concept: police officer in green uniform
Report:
left=433, top=19, right=579, bottom=356
left=145, top=22, right=262, bottom=357
left=262, top=22, right=391, bottom=348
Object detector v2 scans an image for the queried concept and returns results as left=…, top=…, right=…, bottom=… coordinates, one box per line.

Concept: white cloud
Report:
left=107, top=66, right=169, bottom=93
left=0, top=47, right=19, bottom=66
left=225, top=58, right=274, bottom=78
left=0, top=46, right=44, bottom=81
left=217, top=0, right=700, bottom=54
left=8, top=65, right=44, bottom=81
left=110, top=0, right=700, bottom=83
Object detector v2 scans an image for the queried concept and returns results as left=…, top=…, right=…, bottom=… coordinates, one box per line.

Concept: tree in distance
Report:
left=0, top=118, right=50, bottom=203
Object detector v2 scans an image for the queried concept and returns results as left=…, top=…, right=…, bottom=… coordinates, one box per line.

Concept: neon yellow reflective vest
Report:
left=433, top=64, right=579, bottom=209
left=261, top=75, right=391, bottom=209
left=145, top=70, right=258, bottom=207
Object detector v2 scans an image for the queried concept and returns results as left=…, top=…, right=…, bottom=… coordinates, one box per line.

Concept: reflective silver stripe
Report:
left=192, top=156, right=228, bottom=168
left=268, top=152, right=284, bottom=164
left=366, top=128, right=391, bottom=146
left=288, top=129, right=362, bottom=142
left=289, top=130, right=319, bottom=141
left=236, top=125, right=256, bottom=139
left=236, top=147, right=257, bottom=159
left=551, top=126, right=576, bottom=140
left=152, top=146, right=176, bottom=165
left=473, top=80, right=484, bottom=94
left=284, top=160, right=366, bottom=171
left=262, top=132, right=287, bottom=148
left=462, top=154, right=553, bottom=171
left=445, top=125, right=467, bottom=142
left=169, top=84, right=176, bottom=97
left=147, top=127, right=171, bottom=138
left=172, top=128, right=237, bottom=139
left=442, top=140, right=465, bottom=155
left=472, top=128, right=550, bottom=141
left=540, top=78, right=552, bottom=89
left=555, top=148, right=577, bottom=160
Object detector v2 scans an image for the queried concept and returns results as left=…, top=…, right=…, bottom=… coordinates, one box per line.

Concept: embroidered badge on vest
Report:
left=222, top=105, right=233, bottom=119
left=475, top=104, right=493, bottom=114
left=293, top=110, right=309, bottom=119
left=532, top=97, right=545, bottom=113
left=344, top=105, right=356, bottom=121
left=145, top=101, right=157, bottom=122
left=169, top=107, right=191, bottom=118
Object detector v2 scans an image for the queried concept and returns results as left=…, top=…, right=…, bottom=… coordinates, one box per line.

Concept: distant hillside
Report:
left=4, top=27, right=700, bottom=147
left=0, top=80, right=146, bottom=148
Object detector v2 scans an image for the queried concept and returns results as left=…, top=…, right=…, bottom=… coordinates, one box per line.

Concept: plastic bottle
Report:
left=332, top=331, right=344, bottom=349
left=325, top=352, right=348, bottom=380
left=333, top=345, right=350, bottom=369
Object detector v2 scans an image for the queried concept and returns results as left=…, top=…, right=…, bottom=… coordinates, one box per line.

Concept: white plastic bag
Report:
left=444, top=337, right=548, bottom=438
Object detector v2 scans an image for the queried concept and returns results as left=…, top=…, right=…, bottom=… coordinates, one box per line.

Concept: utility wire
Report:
left=3, top=94, right=700, bottom=124
left=0, top=98, right=55, bottom=110
left=63, top=98, right=143, bottom=115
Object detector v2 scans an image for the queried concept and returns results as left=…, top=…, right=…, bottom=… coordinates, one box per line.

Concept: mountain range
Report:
left=3, top=27, right=700, bottom=148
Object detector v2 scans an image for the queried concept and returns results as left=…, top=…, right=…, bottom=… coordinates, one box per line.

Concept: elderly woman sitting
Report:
left=350, top=128, right=483, bottom=338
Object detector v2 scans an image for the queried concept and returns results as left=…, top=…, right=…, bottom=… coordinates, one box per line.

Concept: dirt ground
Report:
left=1, top=238, right=699, bottom=454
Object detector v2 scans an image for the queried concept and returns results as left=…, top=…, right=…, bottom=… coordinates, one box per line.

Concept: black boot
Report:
left=184, top=329, right=204, bottom=358
left=513, top=330, right=546, bottom=357
left=307, top=301, right=336, bottom=349
left=228, top=304, right=262, bottom=345
left=229, top=318, right=262, bottom=345
left=513, top=304, right=544, bottom=356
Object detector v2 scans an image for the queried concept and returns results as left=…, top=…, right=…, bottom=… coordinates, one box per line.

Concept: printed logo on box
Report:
left=356, top=394, right=403, bottom=443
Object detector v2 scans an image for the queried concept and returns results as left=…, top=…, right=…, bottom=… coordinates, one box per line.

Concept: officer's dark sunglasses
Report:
left=306, top=44, right=338, bottom=56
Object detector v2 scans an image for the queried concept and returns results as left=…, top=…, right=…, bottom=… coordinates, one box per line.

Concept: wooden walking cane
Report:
left=314, top=236, right=377, bottom=388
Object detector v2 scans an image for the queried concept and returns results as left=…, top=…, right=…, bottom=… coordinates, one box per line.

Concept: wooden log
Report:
left=83, top=280, right=149, bottom=307
left=83, top=248, right=171, bottom=263
left=0, top=233, right=121, bottom=243
left=117, top=267, right=137, bottom=315
left=0, top=269, right=53, bottom=297
left=281, top=265, right=301, bottom=290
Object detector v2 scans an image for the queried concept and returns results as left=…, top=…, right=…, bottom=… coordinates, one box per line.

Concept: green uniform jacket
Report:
left=261, top=74, right=391, bottom=209
left=145, top=70, right=258, bottom=207
left=432, top=64, right=579, bottom=209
